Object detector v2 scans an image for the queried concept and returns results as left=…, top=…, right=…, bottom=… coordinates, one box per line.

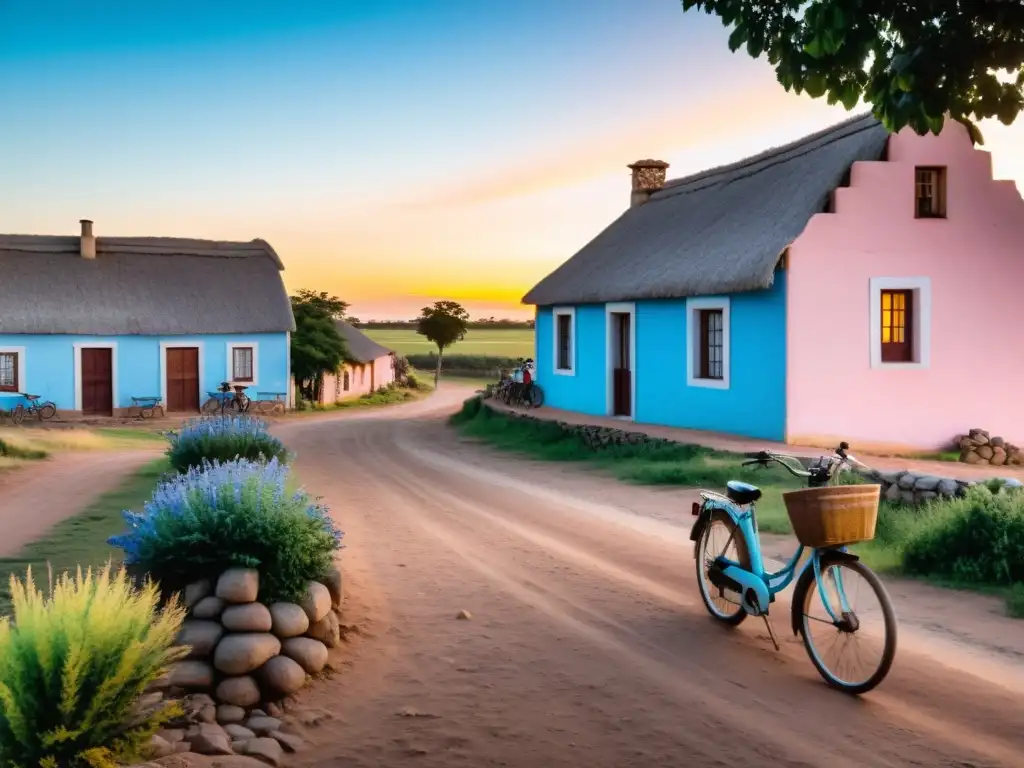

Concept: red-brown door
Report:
left=166, top=347, right=200, bottom=412
left=81, top=348, right=113, bottom=416
left=612, top=313, right=632, bottom=417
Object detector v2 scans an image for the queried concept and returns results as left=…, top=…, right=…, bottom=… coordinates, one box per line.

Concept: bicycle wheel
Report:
left=11, top=405, right=25, bottom=425
left=201, top=398, right=221, bottom=414
left=793, top=552, right=897, bottom=695
left=38, top=403, right=57, bottom=420
left=529, top=385, right=544, bottom=408
left=694, top=508, right=752, bottom=626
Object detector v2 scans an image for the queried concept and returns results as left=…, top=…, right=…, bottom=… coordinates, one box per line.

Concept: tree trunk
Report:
left=435, top=348, right=443, bottom=387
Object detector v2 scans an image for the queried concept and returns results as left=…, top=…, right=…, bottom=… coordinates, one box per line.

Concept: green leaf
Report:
left=841, top=83, right=860, bottom=110
left=728, top=24, right=748, bottom=53
left=746, top=35, right=764, bottom=58
left=805, top=73, right=827, bottom=98
left=804, top=36, right=824, bottom=59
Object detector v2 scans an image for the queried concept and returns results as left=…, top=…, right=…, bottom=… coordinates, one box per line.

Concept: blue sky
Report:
left=3, top=1, right=1022, bottom=319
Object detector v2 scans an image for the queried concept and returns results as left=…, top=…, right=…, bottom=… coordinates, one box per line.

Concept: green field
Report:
left=363, top=328, right=535, bottom=357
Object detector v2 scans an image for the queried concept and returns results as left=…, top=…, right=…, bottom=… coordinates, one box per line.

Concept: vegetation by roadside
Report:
left=0, top=458, right=170, bottom=615
left=452, top=397, right=1024, bottom=617
left=0, top=425, right=165, bottom=456
left=295, top=378, right=432, bottom=414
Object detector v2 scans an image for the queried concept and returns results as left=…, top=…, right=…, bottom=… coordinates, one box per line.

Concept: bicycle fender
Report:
left=790, top=550, right=861, bottom=635
left=689, top=501, right=742, bottom=548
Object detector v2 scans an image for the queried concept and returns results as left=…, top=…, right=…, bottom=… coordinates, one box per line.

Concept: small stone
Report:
left=246, top=716, right=283, bottom=736
left=300, top=581, right=331, bottom=624
left=222, top=603, right=274, bottom=633
left=185, top=693, right=216, bottom=709
left=991, top=436, right=1006, bottom=448
left=251, top=709, right=268, bottom=717
left=884, top=483, right=902, bottom=503
left=913, top=475, right=941, bottom=492
left=294, top=708, right=333, bottom=727
left=897, top=473, right=917, bottom=490
left=271, top=731, right=305, bottom=753
left=191, top=731, right=234, bottom=756
left=258, top=655, right=307, bottom=696
left=232, top=739, right=253, bottom=752
left=148, top=734, right=174, bottom=758
left=265, top=701, right=284, bottom=718
left=214, top=633, right=281, bottom=675
left=217, top=704, right=247, bottom=724
left=456, top=610, right=472, bottom=620
left=224, top=724, right=257, bottom=740
left=243, top=737, right=284, bottom=766
left=991, top=447, right=1008, bottom=466
left=156, top=729, right=185, bottom=744
left=168, top=660, right=214, bottom=689
left=199, top=704, right=217, bottom=723
left=216, top=676, right=262, bottom=708
left=977, top=445, right=995, bottom=461
left=217, top=568, right=260, bottom=603
left=306, top=610, right=341, bottom=648
left=964, top=450, right=984, bottom=465
left=184, top=579, right=211, bottom=608
left=174, top=741, right=192, bottom=754
left=937, top=478, right=959, bottom=496
left=177, top=620, right=224, bottom=659
left=269, top=603, right=309, bottom=639
left=281, top=637, right=328, bottom=674
left=322, top=566, right=343, bottom=608
left=192, top=596, right=226, bottom=620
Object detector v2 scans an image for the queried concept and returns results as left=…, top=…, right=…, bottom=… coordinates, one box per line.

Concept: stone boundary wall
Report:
left=956, top=428, right=1022, bottom=466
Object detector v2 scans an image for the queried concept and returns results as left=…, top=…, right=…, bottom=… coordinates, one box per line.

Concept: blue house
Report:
left=523, top=115, right=889, bottom=442
left=0, top=220, right=296, bottom=417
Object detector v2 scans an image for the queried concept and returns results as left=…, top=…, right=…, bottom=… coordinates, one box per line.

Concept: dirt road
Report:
left=278, top=387, right=1024, bottom=768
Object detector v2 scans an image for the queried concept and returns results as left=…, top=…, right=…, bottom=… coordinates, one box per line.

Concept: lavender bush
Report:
left=165, top=414, right=290, bottom=473
left=108, top=457, right=343, bottom=602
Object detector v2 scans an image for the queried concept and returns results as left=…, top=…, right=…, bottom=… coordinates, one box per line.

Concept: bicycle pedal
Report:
left=762, top=614, right=780, bottom=651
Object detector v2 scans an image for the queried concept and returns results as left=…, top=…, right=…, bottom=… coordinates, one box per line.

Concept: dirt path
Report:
left=278, top=386, right=1024, bottom=767
left=0, top=449, right=161, bottom=557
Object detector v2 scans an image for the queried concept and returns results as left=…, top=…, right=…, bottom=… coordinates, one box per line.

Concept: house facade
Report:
left=524, top=114, right=1024, bottom=453
left=306, top=320, right=395, bottom=405
left=0, top=221, right=296, bottom=417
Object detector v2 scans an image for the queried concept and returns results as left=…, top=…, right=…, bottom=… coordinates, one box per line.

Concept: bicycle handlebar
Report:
left=740, top=443, right=869, bottom=477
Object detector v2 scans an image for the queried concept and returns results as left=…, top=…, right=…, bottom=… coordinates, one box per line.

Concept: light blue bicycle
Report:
left=691, top=443, right=897, bottom=695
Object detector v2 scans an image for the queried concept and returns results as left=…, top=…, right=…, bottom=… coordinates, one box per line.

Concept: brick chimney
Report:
left=627, top=160, right=669, bottom=207
left=80, top=219, right=96, bottom=259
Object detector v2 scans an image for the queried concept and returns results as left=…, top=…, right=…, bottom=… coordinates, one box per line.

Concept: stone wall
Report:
left=956, top=429, right=1023, bottom=466
left=145, top=566, right=346, bottom=765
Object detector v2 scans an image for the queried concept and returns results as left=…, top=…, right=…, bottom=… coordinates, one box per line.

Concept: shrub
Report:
left=108, top=458, right=343, bottom=603
left=902, top=486, right=1024, bottom=585
left=0, top=438, right=48, bottom=460
left=165, top=414, right=290, bottom=473
left=0, top=563, right=186, bottom=768
left=406, top=353, right=516, bottom=374
left=1008, top=583, right=1024, bottom=619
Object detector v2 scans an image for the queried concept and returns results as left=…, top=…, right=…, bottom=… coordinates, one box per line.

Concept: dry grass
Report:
left=0, top=426, right=165, bottom=454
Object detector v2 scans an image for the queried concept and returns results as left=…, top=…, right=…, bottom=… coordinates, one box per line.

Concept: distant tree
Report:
left=347, top=316, right=361, bottom=326
left=416, top=300, right=469, bottom=386
left=290, top=291, right=348, bottom=402
left=681, top=0, right=1024, bottom=144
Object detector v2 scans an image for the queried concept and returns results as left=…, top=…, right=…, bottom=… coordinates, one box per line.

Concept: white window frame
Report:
left=869, top=276, right=931, bottom=369
left=552, top=307, right=576, bottom=376
left=159, top=340, right=207, bottom=408
left=686, top=297, right=731, bottom=390
left=0, top=346, right=26, bottom=394
left=73, top=342, right=119, bottom=412
left=605, top=302, right=636, bottom=419
left=226, top=342, right=260, bottom=387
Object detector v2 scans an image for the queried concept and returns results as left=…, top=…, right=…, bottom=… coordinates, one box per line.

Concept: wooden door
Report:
left=166, top=347, right=200, bottom=412
left=612, top=313, right=632, bottom=417
left=81, top=348, right=113, bottom=416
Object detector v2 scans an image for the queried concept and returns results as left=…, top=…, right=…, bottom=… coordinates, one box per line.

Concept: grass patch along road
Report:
left=365, top=327, right=534, bottom=358
left=0, top=458, right=169, bottom=615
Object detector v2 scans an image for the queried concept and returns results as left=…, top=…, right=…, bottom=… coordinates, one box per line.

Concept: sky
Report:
left=2, top=1, right=1023, bottom=321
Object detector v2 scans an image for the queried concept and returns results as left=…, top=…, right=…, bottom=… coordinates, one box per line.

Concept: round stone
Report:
left=215, top=675, right=262, bottom=708
left=176, top=620, right=224, bottom=659
left=216, top=568, right=260, bottom=603
left=192, top=595, right=226, bottom=620
left=258, top=656, right=307, bottom=697
left=216, top=704, right=247, bottom=724
left=281, top=637, right=328, bottom=674
left=268, top=602, right=309, bottom=638
left=306, top=610, right=340, bottom=648
left=214, top=633, right=281, bottom=675
left=299, top=582, right=331, bottom=624
left=167, top=660, right=214, bottom=690
left=221, top=602, right=273, bottom=632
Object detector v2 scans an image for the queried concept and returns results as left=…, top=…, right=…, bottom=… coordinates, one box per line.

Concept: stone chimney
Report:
left=627, top=159, right=669, bottom=207
left=80, top=219, right=96, bottom=259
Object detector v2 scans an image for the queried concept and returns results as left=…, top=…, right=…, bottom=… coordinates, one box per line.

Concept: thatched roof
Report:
left=336, top=320, right=393, bottom=363
left=523, top=113, right=890, bottom=306
left=0, top=235, right=296, bottom=334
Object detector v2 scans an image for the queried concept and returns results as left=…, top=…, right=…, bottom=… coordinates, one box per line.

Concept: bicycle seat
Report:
left=23, top=394, right=39, bottom=401
left=726, top=480, right=762, bottom=505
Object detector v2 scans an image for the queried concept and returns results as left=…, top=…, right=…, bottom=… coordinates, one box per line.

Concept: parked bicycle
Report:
left=1, top=401, right=25, bottom=425
left=19, top=394, right=58, bottom=421
left=691, top=442, right=896, bottom=695
left=202, top=382, right=251, bottom=415
left=494, top=358, right=543, bottom=409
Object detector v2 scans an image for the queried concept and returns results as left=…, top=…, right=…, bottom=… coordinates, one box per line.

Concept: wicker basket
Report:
left=782, top=484, right=881, bottom=548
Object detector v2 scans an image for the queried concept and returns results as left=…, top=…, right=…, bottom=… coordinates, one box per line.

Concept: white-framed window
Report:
left=0, top=347, right=25, bottom=393
left=686, top=297, right=730, bottom=389
left=869, top=276, right=931, bottom=369
left=226, top=342, right=259, bottom=385
left=552, top=307, right=576, bottom=375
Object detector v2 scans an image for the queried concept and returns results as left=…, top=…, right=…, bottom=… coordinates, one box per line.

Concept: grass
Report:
left=913, top=450, right=961, bottom=462
left=364, top=327, right=534, bottom=357
left=0, top=426, right=166, bottom=454
left=0, top=458, right=170, bottom=616
left=296, top=381, right=432, bottom=414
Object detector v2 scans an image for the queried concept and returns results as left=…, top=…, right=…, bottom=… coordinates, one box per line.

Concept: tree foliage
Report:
left=290, top=291, right=348, bottom=402
left=416, top=300, right=469, bottom=384
left=681, top=0, right=1024, bottom=143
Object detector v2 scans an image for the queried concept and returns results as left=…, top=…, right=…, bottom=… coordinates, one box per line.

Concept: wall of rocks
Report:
left=146, top=566, right=345, bottom=765
left=956, top=429, right=1023, bottom=466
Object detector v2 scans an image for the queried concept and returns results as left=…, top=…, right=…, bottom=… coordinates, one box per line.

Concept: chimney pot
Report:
left=627, top=160, right=670, bottom=207
left=80, top=219, right=96, bottom=259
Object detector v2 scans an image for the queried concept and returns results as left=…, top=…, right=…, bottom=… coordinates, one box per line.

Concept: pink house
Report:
left=297, top=320, right=396, bottom=406
left=524, top=112, right=1024, bottom=456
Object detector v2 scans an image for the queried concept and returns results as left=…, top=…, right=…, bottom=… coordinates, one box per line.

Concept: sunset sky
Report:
left=3, top=0, right=1023, bottom=321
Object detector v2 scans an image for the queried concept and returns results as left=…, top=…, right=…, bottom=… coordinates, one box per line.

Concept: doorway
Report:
left=81, top=347, right=113, bottom=416
left=166, top=347, right=200, bottom=412
left=606, top=303, right=635, bottom=419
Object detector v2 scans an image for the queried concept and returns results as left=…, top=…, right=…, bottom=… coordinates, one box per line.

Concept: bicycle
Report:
left=1, top=402, right=26, bottom=425
left=202, top=383, right=251, bottom=415
left=20, top=394, right=57, bottom=421
left=691, top=442, right=897, bottom=695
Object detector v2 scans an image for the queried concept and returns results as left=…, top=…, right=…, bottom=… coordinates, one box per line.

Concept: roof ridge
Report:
left=656, top=112, right=880, bottom=200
